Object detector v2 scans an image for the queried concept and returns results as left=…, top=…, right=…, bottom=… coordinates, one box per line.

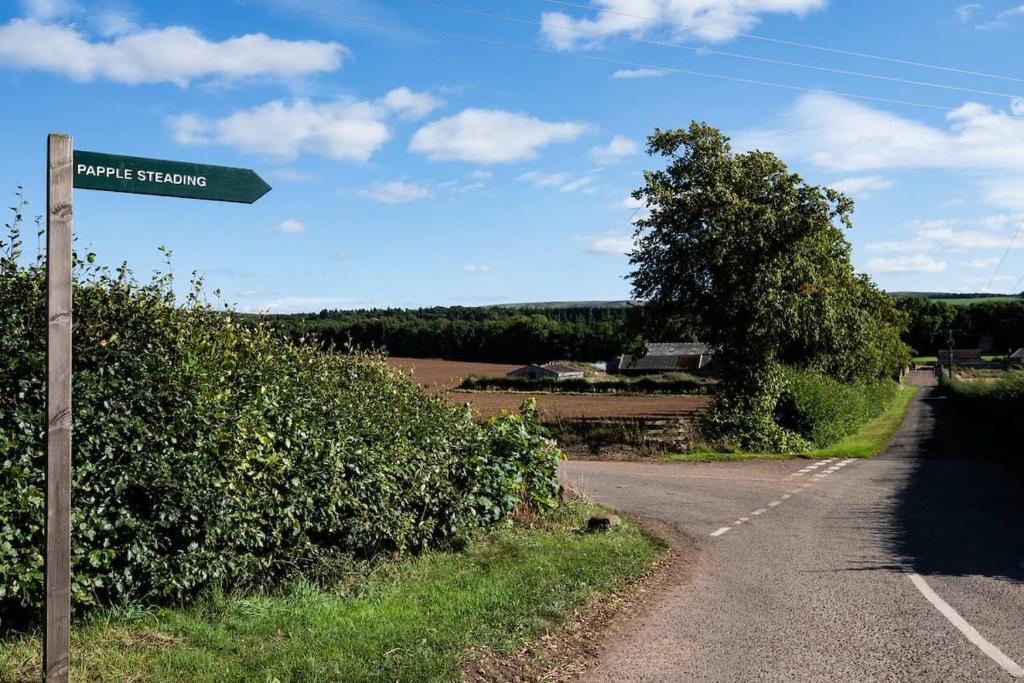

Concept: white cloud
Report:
left=965, top=257, right=999, bottom=270
left=381, top=86, right=442, bottom=120
left=519, top=170, right=598, bottom=193
left=611, top=67, right=667, bottom=79
left=1013, top=98, right=1024, bottom=117
left=238, top=296, right=370, bottom=314
left=0, top=18, right=346, bottom=86
left=168, top=99, right=391, bottom=161
left=829, top=175, right=894, bottom=198
left=97, top=14, right=137, bottom=37
left=357, top=181, right=431, bottom=204
left=984, top=3, right=1024, bottom=26
left=577, top=233, right=635, bottom=255
left=519, top=171, right=569, bottom=188
left=621, top=195, right=644, bottom=209
left=540, top=0, right=825, bottom=50
left=561, top=175, right=598, bottom=193
left=865, top=214, right=1024, bottom=254
left=462, top=263, right=491, bottom=273
left=982, top=178, right=1024, bottom=209
left=434, top=172, right=492, bottom=195
left=867, top=255, right=947, bottom=274
left=734, top=93, right=1024, bottom=173
left=272, top=218, right=306, bottom=234
left=955, top=3, right=982, bottom=21
left=590, top=135, right=639, bottom=164
left=409, top=109, right=590, bottom=163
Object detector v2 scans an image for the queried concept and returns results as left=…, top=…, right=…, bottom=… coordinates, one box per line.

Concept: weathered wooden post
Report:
left=39, top=134, right=271, bottom=681
left=45, top=133, right=73, bottom=683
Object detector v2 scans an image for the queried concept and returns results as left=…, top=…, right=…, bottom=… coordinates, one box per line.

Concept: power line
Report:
left=239, top=0, right=953, bottom=112
left=986, top=214, right=1024, bottom=292
left=399, top=0, right=1021, bottom=100
left=536, top=0, right=1024, bottom=84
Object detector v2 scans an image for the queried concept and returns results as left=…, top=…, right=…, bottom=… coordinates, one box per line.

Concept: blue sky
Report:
left=2, top=0, right=1023, bottom=312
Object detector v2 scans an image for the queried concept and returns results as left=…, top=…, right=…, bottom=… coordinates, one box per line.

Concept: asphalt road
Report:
left=561, top=371, right=1023, bottom=682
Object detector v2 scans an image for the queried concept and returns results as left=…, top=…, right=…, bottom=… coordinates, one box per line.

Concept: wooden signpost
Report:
left=43, top=133, right=270, bottom=682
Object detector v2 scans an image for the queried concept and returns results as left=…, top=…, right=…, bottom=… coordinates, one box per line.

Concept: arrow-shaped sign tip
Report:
left=248, top=171, right=272, bottom=204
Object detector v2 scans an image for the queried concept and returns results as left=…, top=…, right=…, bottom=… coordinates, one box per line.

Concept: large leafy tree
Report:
left=628, top=123, right=908, bottom=449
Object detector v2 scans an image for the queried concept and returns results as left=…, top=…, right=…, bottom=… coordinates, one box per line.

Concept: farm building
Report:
left=937, top=349, right=983, bottom=367
left=1009, top=348, right=1024, bottom=366
left=507, top=362, right=585, bottom=381
left=608, top=342, right=713, bottom=376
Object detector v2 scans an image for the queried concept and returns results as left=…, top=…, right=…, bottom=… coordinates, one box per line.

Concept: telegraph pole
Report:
left=947, top=328, right=955, bottom=380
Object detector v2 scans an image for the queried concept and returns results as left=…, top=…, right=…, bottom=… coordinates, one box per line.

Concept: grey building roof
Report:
left=1010, top=348, right=1024, bottom=360
left=615, top=342, right=712, bottom=372
left=507, top=362, right=584, bottom=378
left=646, top=342, right=711, bottom=356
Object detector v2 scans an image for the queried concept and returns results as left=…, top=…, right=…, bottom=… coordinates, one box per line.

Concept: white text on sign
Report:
left=75, top=164, right=208, bottom=188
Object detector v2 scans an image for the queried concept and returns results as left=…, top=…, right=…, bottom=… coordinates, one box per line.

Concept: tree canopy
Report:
left=628, top=123, right=909, bottom=448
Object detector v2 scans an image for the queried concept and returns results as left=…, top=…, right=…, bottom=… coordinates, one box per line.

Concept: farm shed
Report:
left=1009, top=348, right=1024, bottom=366
left=608, top=342, right=713, bottom=376
left=507, top=362, right=585, bottom=381
left=937, top=349, right=983, bottom=367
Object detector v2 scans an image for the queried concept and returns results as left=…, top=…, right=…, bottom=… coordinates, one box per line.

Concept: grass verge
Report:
left=665, top=384, right=920, bottom=462
left=0, top=502, right=664, bottom=683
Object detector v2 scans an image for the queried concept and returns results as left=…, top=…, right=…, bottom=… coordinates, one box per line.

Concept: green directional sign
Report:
left=73, top=150, right=271, bottom=204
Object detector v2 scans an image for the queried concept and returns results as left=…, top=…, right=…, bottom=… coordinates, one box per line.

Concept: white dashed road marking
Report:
left=712, top=459, right=857, bottom=537
left=903, top=568, right=1024, bottom=678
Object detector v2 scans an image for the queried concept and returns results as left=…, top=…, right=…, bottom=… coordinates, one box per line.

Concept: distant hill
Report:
left=889, top=291, right=1024, bottom=305
left=491, top=300, right=638, bottom=309
left=500, top=294, right=1024, bottom=309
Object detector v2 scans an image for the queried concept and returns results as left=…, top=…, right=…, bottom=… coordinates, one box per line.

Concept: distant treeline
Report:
left=893, top=291, right=1024, bottom=301
left=263, top=306, right=636, bottom=363
left=260, top=298, right=1024, bottom=363
left=897, top=297, right=1024, bottom=355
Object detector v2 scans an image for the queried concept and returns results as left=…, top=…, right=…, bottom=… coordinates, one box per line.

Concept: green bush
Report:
left=775, top=368, right=899, bottom=448
left=702, top=363, right=811, bottom=453
left=943, top=372, right=1024, bottom=426
left=479, top=398, right=562, bottom=515
left=0, top=202, right=561, bottom=630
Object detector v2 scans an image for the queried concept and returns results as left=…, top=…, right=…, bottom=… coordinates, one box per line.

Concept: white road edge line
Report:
left=903, top=567, right=1024, bottom=679
left=710, top=527, right=730, bottom=537
left=751, top=508, right=767, bottom=515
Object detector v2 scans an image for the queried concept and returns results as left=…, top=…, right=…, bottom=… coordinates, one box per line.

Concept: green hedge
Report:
left=0, top=209, right=560, bottom=630
left=943, top=372, right=1024, bottom=425
left=775, top=368, right=900, bottom=448
left=458, top=373, right=708, bottom=395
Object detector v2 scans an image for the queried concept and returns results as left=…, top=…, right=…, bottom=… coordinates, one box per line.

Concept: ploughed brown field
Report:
left=387, top=357, right=521, bottom=391
left=387, top=357, right=711, bottom=420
